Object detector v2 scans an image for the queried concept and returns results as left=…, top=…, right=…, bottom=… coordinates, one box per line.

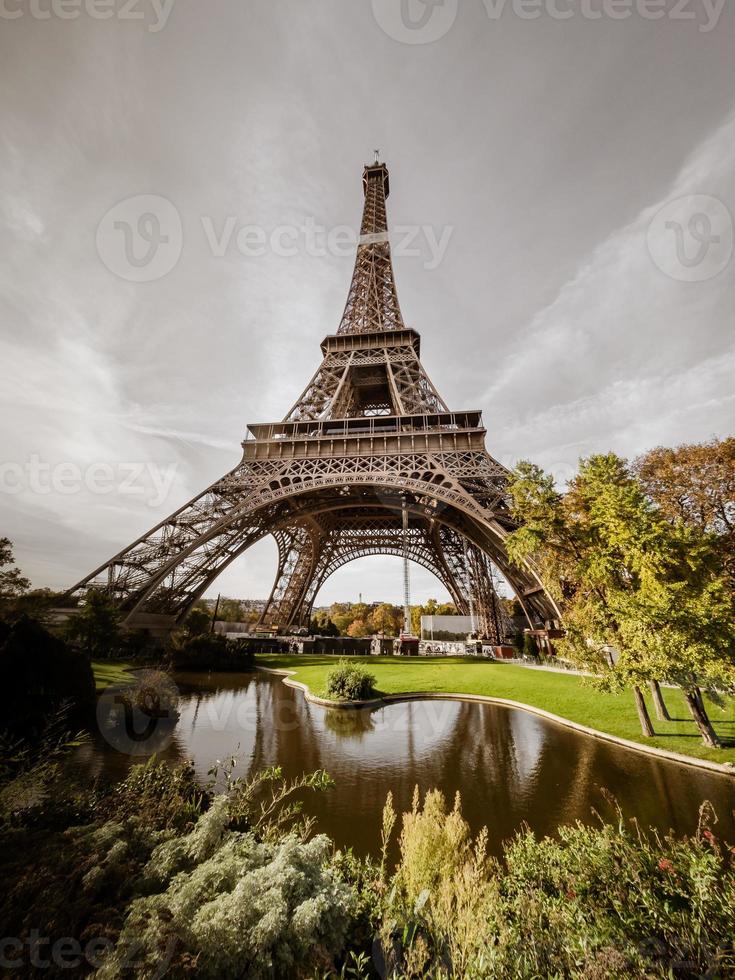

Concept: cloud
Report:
left=484, top=110, right=735, bottom=479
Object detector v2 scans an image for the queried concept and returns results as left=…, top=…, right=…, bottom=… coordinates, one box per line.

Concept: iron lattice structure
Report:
left=68, top=162, right=560, bottom=641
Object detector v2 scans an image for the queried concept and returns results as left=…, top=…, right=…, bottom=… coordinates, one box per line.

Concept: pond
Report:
left=76, top=670, right=735, bottom=857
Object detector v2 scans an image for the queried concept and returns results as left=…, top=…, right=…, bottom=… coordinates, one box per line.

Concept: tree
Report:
left=0, top=587, right=65, bottom=625
left=508, top=457, right=661, bottom=729
left=65, top=589, right=121, bottom=659
left=184, top=607, right=211, bottom=637
left=346, top=618, right=368, bottom=638
left=507, top=454, right=735, bottom=746
left=368, top=603, right=402, bottom=637
left=435, top=602, right=457, bottom=616
left=0, top=538, right=30, bottom=617
left=634, top=438, right=735, bottom=579
left=522, top=632, right=538, bottom=659
left=410, top=600, right=458, bottom=636
left=649, top=680, right=671, bottom=722
left=214, top=597, right=245, bottom=623
left=616, top=535, right=735, bottom=748
left=310, top=611, right=339, bottom=637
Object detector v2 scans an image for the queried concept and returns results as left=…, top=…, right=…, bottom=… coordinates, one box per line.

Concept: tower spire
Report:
left=337, top=161, right=405, bottom=334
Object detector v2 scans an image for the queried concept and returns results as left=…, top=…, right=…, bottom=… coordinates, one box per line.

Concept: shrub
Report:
left=96, top=758, right=208, bottom=831
left=0, top=706, right=91, bottom=827
left=378, top=790, right=735, bottom=979
left=97, top=800, right=355, bottom=979
left=379, top=788, right=498, bottom=978
left=522, top=632, right=538, bottom=659
left=0, top=812, right=165, bottom=968
left=101, top=668, right=181, bottom=740
left=184, top=606, right=212, bottom=636
left=170, top=632, right=255, bottom=671
left=325, top=660, right=376, bottom=701
left=0, top=616, right=95, bottom=739
left=224, top=764, right=335, bottom=840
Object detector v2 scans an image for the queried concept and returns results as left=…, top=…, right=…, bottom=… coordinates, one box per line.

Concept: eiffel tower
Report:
left=68, top=160, right=559, bottom=641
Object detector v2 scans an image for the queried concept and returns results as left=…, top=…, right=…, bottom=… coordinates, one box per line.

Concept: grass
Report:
left=256, top=654, right=735, bottom=766
left=91, top=659, right=136, bottom=692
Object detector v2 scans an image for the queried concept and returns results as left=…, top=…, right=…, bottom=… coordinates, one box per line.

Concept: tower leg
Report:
left=465, top=544, right=504, bottom=644
left=258, top=524, right=323, bottom=631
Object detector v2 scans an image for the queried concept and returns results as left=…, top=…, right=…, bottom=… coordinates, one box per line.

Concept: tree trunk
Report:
left=633, top=686, right=655, bottom=738
left=649, top=680, right=671, bottom=722
left=694, top=686, right=707, bottom=715
left=684, top=691, right=721, bottom=749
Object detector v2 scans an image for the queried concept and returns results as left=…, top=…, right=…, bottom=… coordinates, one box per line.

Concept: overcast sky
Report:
left=1, top=0, right=734, bottom=605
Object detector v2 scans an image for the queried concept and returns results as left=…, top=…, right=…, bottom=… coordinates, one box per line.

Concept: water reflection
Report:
left=323, top=709, right=376, bottom=740
left=78, top=671, right=735, bottom=857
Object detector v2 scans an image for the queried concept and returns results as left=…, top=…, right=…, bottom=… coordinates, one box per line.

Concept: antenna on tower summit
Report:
left=373, top=148, right=380, bottom=164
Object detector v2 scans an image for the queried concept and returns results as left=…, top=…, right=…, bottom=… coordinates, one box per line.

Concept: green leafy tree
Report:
left=411, top=599, right=459, bottom=635
left=507, top=454, right=735, bottom=746
left=65, top=589, right=121, bottom=660
left=10, top=588, right=65, bottom=623
left=1, top=616, right=95, bottom=738
left=522, top=632, right=538, bottom=658
left=616, top=535, right=735, bottom=747
left=184, top=606, right=211, bottom=637
left=214, top=597, right=245, bottom=623
left=310, top=611, right=339, bottom=637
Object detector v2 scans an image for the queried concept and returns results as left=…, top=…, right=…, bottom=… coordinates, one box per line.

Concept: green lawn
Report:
left=91, top=659, right=136, bottom=692
left=257, top=654, right=735, bottom=766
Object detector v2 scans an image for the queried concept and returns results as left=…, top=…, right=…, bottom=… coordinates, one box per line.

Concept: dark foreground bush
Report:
left=0, top=616, right=95, bottom=738
left=325, top=659, right=377, bottom=701
left=170, top=633, right=255, bottom=671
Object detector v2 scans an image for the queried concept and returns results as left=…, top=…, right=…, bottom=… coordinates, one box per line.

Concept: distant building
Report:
left=241, top=599, right=267, bottom=613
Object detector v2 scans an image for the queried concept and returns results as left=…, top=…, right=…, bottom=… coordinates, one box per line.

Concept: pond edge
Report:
left=254, top=666, right=735, bottom=779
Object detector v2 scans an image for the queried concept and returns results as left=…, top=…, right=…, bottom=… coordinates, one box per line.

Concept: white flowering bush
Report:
left=96, top=797, right=354, bottom=979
